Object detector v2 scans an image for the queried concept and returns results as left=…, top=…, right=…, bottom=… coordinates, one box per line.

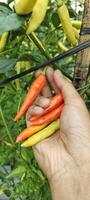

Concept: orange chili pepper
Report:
left=31, top=104, right=64, bottom=126
left=30, top=93, right=63, bottom=121
left=21, top=119, right=60, bottom=147
left=16, top=124, right=46, bottom=142
left=14, top=74, right=46, bottom=121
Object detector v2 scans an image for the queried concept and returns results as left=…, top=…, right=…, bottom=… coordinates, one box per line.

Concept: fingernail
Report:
left=34, top=107, right=44, bottom=115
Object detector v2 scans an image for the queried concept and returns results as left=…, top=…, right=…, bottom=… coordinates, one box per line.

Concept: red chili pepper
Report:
left=14, top=74, right=46, bottom=121
left=30, top=93, right=63, bottom=121
left=31, top=104, right=64, bottom=126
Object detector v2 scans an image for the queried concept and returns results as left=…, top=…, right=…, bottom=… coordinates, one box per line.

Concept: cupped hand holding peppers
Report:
left=15, top=68, right=64, bottom=144
left=26, top=67, right=90, bottom=200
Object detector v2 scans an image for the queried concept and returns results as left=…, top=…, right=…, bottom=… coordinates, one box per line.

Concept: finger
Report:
left=54, top=70, right=86, bottom=107
left=26, top=105, right=44, bottom=127
left=35, top=96, right=50, bottom=108
left=27, top=105, right=44, bottom=116
left=41, top=84, right=52, bottom=98
left=46, top=67, right=60, bottom=93
left=29, top=105, right=44, bottom=115
left=35, top=70, right=52, bottom=97
left=26, top=111, right=31, bottom=127
left=26, top=104, right=44, bottom=127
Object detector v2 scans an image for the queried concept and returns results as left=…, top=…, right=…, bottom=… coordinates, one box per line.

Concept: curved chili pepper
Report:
left=27, top=0, right=48, bottom=34
left=14, top=74, right=46, bottom=121
left=31, top=104, right=64, bottom=126
left=0, top=32, right=8, bottom=52
left=30, top=93, right=63, bottom=121
left=21, top=119, right=60, bottom=147
left=16, top=124, right=46, bottom=142
left=58, top=4, right=77, bottom=46
left=15, top=0, right=36, bottom=15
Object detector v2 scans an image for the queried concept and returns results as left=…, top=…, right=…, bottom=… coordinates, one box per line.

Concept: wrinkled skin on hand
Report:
left=26, top=68, right=90, bottom=200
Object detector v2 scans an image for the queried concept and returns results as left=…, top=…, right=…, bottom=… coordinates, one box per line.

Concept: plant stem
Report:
left=73, top=0, right=90, bottom=88
left=27, top=33, right=50, bottom=59
left=0, top=106, right=14, bottom=144
left=0, top=48, right=16, bottom=56
left=77, top=83, right=90, bottom=91
left=27, top=32, right=72, bottom=80
left=15, top=62, right=21, bottom=90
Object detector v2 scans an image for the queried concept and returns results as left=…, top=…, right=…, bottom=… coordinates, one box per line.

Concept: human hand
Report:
left=26, top=67, right=90, bottom=200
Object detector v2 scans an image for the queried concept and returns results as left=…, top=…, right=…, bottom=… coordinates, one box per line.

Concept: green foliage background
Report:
left=0, top=0, right=89, bottom=199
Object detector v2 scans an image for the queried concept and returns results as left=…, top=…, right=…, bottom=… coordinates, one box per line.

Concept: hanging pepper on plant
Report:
left=0, top=32, right=8, bottom=52
left=26, top=0, right=49, bottom=34
left=58, top=3, right=77, bottom=46
left=15, top=0, right=36, bottom=15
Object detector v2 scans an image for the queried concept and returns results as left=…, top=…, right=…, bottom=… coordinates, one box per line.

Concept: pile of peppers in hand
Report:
left=14, top=74, right=64, bottom=147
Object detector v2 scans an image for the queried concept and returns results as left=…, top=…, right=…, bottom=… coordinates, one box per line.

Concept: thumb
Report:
left=54, top=70, right=83, bottom=106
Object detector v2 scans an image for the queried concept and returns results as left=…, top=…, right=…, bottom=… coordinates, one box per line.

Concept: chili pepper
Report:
left=30, top=93, right=63, bottom=121
left=0, top=32, right=8, bottom=52
left=30, top=104, right=64, bottom=126
left=71, top=20, right=81, bottom=29
left=15, top=0, right=36, bottom=15
left=73, top=27, right=80, bottom=39
left=26, top=0, right=48, bottom=34
left=16, top=124, right=46, bottom=142
left=58, top=41, right=68, bottom=52
left=14, top=74, right=46, bottom=121
left=21, top=119, right=60, bottom=147
left=58, top=4, right=77, bottom=46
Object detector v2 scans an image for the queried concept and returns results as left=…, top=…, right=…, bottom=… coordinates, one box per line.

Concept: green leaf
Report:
left=0, top=13, right=23, bottom=34
left=0, top=183, right=12, bottom=197
left=0, top=3, right=11, bottom=15
left=6, top=165, right=26, bottom=179
left=0, top=4, right=23, bottom=34
left=0, top=58, right=18, bottom=73
left=51, top=12, right=60, bottom=27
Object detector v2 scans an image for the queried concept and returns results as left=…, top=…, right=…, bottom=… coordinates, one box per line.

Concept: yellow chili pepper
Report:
left=26, top=0, right=48, bottom=34
left=58, top=41, right=68, bottom=51
left=15, top=0, right=36, bottom=15
left=73, top=27, right=80, bottom=39
left=58, top=4, right=77, bottom=46
left=15, top=61, right=30, bottom=76
left=71, top=20, right=81, bottom=29
left=16, top=124, right=46, bottom=142
left=0, top=32, right=8, bottom=52
left=21, top=119, right=60, bottom=147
